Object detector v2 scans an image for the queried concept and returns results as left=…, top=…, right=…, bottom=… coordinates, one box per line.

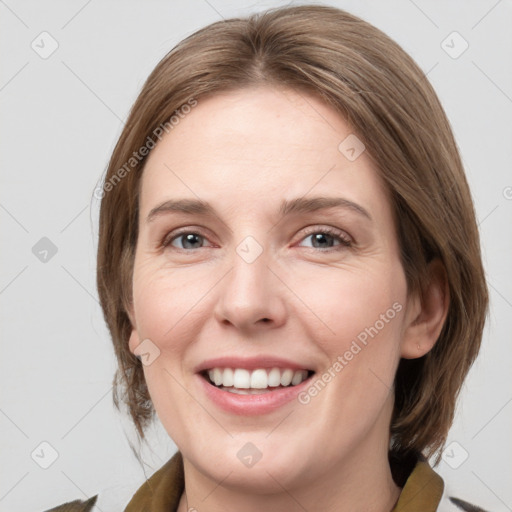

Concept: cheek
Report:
left=130, top=265, right=211, bottom=438
left=286, top=259, right=407, bottom=357
left=291, top=265, right=406, bottom=437
left=132, top=262, right=213, bottom=349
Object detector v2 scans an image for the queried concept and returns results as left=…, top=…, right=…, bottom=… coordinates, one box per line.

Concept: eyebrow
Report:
left=146, top=196, right=372, bottom=223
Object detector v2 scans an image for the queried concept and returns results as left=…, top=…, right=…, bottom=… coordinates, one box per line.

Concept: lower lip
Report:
left=197, top=373, right=314, bottom=415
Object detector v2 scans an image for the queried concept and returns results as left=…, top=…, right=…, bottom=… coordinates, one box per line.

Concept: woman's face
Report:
left=129, top=86, right=418, bottom=492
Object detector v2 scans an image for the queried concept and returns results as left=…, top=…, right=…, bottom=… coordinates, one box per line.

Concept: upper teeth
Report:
left=207, top=368, right=309, bottom=389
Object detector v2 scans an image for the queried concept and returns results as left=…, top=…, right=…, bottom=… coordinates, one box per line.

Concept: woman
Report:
left=48, top=4, right=488, bottom=511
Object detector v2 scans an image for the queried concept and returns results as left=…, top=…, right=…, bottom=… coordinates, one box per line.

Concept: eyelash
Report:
left=160, top=226, right=352, bottom=252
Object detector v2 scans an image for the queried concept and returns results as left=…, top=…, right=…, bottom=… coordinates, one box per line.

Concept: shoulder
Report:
left=42, top=479, right=143, bottom=512
left=391, top=453, right=491, bottom=512
left=43, top=495, right=98, bottom=512
left=42, top=454, right=182, bottom=512
left=439, top=494, right=490, bottom=511
left=440, top=486, right=491, bottom=512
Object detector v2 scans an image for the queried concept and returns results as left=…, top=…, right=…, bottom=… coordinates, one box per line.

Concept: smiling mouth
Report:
left=202, top=367, right=315, bottom=395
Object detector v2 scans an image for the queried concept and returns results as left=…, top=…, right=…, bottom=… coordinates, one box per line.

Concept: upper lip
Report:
left=194, top=356, right=315, bottom=373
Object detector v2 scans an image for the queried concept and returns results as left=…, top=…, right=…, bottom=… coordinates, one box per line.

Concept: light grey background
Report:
left=1, top=1, right=511, bottom=511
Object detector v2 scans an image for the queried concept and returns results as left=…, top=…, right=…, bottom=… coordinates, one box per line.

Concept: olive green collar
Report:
left=391, top=459, right=444, bottom=511
left=124, top=451, right=185, bottom=511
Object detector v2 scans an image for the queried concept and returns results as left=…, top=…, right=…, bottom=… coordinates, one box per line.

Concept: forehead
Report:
left=139, top=86, right=392, bottom=222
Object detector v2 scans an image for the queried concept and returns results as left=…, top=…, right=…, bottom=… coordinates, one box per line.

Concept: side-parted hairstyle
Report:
left=96, top=4, right=488, bottom=464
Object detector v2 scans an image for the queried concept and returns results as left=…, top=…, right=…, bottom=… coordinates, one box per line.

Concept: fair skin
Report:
left=127, top=86, right=448, bottom=512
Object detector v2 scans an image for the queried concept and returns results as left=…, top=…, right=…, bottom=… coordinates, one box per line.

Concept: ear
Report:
left=401, top=258, right=450, bottom=359
left=126, top=302, right=141, bottom=356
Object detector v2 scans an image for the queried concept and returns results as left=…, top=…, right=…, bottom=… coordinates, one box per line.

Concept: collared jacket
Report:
left=44, top=451, right=489, bottom=512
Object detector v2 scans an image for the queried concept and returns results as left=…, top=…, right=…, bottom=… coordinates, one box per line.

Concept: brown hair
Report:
left=96, top=4, right=488, bottom=464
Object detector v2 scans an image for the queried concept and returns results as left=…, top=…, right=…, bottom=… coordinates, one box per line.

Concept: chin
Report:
left=181, top=431, right=323, bottom=494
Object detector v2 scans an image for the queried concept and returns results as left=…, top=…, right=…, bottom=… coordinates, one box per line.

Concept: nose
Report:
left=213, top=245, right=287, bottom=332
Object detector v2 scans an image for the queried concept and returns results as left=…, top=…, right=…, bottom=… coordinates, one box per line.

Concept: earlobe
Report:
left=128, top=328, right=141, bottom=356
left=126, top=303, right=140, bottom=355
left=401, top=259, right=450, bottom=359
